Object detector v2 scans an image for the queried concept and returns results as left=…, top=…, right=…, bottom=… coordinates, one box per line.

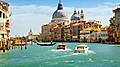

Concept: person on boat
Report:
left=51, top=41, right=53, bottom=44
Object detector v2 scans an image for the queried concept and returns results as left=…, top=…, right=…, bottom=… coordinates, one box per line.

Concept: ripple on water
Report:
left=103, top=59, right=114, bottom=63
left=51, top=48, right=72, bottom=52
left=87, top=50, right=96, bottom=54
left=45, top=62, right=58, bottom=65
left=88, top=58, right=94, bottom=62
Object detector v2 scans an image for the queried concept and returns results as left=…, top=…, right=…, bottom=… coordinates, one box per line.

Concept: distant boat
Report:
left=74, top=45, right=89, bottom=53
left=37, top=42, right=56, bottom=46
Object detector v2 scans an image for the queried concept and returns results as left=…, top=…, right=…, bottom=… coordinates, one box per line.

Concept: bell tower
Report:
left=80, top=10, right=84, bottom=21
left=28, top=28, right=33, bottom=36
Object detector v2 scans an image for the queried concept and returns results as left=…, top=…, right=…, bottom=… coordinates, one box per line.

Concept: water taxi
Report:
left=57, top=44, right=67, bottom=50
left=74, top=45, right=89, bottom=53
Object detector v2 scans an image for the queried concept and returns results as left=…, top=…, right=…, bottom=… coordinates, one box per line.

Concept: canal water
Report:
left=0, top=42, right=120, bottom=67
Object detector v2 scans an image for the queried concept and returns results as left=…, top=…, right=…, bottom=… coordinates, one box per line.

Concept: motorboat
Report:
left=57, top=44, right=67, bottom=50
left=74, top=45, right=89, bottom=53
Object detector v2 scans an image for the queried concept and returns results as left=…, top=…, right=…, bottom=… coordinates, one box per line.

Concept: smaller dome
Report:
left=71, top=14, right=80, bottom=21
left=71, top=10, right=80, bottom=21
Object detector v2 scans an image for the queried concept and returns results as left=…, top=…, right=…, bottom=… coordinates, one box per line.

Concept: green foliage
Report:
left=109, top=16, right=115, bottom=26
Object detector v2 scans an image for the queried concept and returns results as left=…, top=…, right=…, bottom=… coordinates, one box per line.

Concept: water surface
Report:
left=0, top=42, right=120, bottom=67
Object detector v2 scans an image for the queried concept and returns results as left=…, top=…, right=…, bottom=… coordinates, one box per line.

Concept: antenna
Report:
left=59, top=0, right=61, bottom=3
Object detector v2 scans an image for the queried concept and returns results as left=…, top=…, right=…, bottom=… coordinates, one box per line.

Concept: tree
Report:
left=109, top=16, right=115, bottom=26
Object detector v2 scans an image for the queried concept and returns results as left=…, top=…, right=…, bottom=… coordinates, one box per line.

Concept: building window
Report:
left=63, top=22, right=64, bottom=25
left=0, top=11, right=2, bottom=18
left=3, top=13, right=5, bottom=18
left=50, top=29, right=52, bottom=32
left=91, top=35, right=94, bottom=37
left=101, top=34, right=108, bottom=37
left=81, top=16, right=84, bottom=18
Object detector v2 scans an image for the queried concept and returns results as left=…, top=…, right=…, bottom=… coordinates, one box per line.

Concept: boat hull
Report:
left=37, top=43, right=56, bottom=46
left=74, top=45, right=89, bottom=53
left=74, top=50, right=86, bottom=53
left=57, top=44, right=66, bottom=50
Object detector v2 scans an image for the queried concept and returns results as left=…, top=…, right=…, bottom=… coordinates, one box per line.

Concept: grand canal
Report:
left=0, top=42, right=120, bottom=67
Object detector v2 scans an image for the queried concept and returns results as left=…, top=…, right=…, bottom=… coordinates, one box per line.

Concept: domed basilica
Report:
left=51, top=0, right=84, bottom=24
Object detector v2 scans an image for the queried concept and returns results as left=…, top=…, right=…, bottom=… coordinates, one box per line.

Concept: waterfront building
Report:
left=100, top=31, right=108, bottom=42
left=41, top=0, right=109, bottom=42
left=30, top=34, right=40, bottom=42
left=53, top=24, right=64, bottom=41
left=113, top=6, right=120, bottom=43
left=0, top=1, right=10, bottom=50
left=80, top=27, right=108, bottom=43
left=79, top=21, right=108, bottom=43
left=70, top=21, right=85, bottom=41
left=80, top=30, right=90, bottom=42
left=107, top=26, right=115, bottom=42
left=27, top=29, right=40, bottom=42
left=62, top=25, right=71, bottom=41
left=91, top=31, right=108, bottom=43
left=42, top=23, right=57, bottom=41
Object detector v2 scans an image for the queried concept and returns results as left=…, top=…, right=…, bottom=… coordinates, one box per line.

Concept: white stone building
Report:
left=0, top=1, right=10, bottom=50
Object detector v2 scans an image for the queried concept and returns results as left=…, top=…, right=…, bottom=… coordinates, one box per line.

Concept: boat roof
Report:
left=59, top=43, right=66, bottom=45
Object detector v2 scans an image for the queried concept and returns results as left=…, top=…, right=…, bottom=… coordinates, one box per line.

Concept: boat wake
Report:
left=73, top=50, right=95, bottom=55
left=111, top=45, right=120, bottom=47
left=54, top=50, right=96, bottom=58
left=87, top=50, right=96, bottom=54
left=72, top=53, right=83, bottom=55
left=51, top=48, right=72, bottom=52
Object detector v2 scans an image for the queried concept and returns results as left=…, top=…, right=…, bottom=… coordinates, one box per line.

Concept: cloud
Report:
left=10, top=3, right=115, bottom=36
left=10, top=5, right=55, bottom=36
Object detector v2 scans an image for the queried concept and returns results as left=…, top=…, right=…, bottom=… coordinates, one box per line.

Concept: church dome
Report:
left=71, top=10, right=80, bottom=21
left=52, top=10, right=66, bottom=19
left=52, top=1, right=68, bottom=23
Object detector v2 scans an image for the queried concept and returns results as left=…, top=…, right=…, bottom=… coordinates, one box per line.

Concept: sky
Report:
left=5, top=0, right=120, bottom=36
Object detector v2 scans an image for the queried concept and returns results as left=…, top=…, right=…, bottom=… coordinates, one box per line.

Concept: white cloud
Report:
left=10, top=5, right=55, bottom=36
left=10, top=3, right=115, bottom=36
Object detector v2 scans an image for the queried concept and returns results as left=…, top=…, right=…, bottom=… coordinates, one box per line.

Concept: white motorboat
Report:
left=74, top=45, right=89, bottom=53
